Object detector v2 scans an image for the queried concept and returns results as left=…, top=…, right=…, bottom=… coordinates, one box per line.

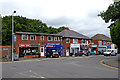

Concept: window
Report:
left=48, top=36, right=53, bottom=41
left=82, top=39, right=86, bottom=43
left=3, top=48, right=8, bottom=50
left=66, top=38, right=70, bottom=43
left=22, top=35, right=28, bottom=40
left=73, top=39, right=78, bottom=43
left=54, top=37, right=59, bottom=41
left=108, top=42, right=110, bottom=45
left=41, top=36, right=44, bottom=40
left=30, top=35, right=36, bottom=40
left=89, top=40, right=91, bottom=43
left=104, top=41, right=106, bottom=45
left=98, top=41, right=102, bottom=46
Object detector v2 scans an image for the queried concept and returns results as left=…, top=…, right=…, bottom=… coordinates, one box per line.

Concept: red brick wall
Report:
left=0, top=46, right=11, bottom=58
left=14, top=34, right=62, bottom=57
left=91, top=40, right=112, bottom=47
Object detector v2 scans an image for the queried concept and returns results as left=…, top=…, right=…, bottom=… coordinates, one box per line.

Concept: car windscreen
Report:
left=106, top=50, right=111, bottom=52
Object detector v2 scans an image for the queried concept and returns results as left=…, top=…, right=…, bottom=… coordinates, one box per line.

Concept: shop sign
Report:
left=19, top=44, right=38, bottom=47
left=46, top=43, right=61, bottom=46
left=107, top=46, right=111, bottom=48
left=20, top=44, right=30, bottom=47
left=46, top=45, right=53, bottom=47
left=92, top=44, right=97, bottom=47
left=70, top=44, right=80, bottom=48
left=14, top=35, right=16, bottom=42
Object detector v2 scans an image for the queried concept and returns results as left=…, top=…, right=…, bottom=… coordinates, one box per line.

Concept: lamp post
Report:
left=12, top=11, right=16, bottom=61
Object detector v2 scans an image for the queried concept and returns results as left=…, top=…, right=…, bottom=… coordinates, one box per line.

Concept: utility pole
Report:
left=12, top=11, right=16, bottom=61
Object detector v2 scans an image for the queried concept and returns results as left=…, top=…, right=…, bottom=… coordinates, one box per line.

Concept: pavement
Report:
left=102, top=54, right=120, bottom=69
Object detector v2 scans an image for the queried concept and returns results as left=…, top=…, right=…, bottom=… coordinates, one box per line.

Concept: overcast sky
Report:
left=1, top=0, right=113, bottom=37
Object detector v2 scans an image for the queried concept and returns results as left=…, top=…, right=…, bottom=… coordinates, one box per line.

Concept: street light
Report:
left=12, top=11, right=16, bottom=61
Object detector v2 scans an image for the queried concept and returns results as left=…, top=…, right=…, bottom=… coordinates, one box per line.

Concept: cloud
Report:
left=1, top=0, right=113, bottom=37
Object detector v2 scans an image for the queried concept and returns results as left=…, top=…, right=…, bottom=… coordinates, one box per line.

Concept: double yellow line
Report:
left=100, top=59, right=120, bottom=70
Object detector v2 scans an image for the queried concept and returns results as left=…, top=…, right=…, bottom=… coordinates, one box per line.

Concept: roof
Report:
left=57, top=29, right=91, bottom=39
left=15, top=32, right=62, bottom=37
left=91, top=34, right=111, bottom=41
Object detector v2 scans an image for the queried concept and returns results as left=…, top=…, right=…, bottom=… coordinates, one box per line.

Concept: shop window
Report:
left=22, top=35, right=28, bottom=40
left=73, top=39, right=78, bottom=43
left=41, top=36, right=44, bottom=40
left=48, top=36, right=53, bottom=41
left=82, top=39, right=86, bottom=43
left=66, top=38, right=70, bottom=43
left=30, top=35, right=36, bottom=40
left=54, top=37, right=59, bottom=41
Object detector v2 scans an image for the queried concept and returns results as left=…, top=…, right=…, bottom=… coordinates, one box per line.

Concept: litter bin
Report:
left=14, top=52, right=19, bottom=61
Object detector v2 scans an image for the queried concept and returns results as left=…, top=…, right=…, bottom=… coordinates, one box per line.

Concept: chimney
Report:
left=64, top=27, right=69, bottom=30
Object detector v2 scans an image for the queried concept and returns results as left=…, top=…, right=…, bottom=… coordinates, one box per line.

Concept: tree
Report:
left=2, top=16, right=67, bottom=45
left=98, top=1, right=120, bottom=53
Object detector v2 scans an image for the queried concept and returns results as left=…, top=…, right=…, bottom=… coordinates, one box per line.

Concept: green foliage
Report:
left=98, top=2, right=120, bottom=23
left=2, top=16, right=66, bottom=45
left=98, top=1, right=120, bottom=52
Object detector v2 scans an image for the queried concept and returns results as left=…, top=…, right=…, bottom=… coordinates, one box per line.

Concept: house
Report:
left=91, top=34, right=112, bottom=52
left=14, top=32, right=63, bottom=58
left=57, top=28, right=91, bottom=56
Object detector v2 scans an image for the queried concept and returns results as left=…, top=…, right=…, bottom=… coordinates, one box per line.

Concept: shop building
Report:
left=57, top=28, right=91, bottom=56
left=14, top=32, right=62, bottom=58
left=91, top=34, right=112, bottom=52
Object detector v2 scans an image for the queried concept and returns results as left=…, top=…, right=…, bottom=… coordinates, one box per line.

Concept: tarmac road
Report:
left=2, top=55, right=119, bottom=79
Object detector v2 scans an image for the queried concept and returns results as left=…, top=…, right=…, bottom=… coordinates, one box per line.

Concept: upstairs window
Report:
left=98, top=41, right=102, bottom=46
left=48, top=36, right=53, bottom=41
left=41, top=36, right=44, bottom=40
left=66, top=38, right=70, bottom=43
left=22, top=35, right=28, bottom=40
left=30, top=35, right=36, bottom=40
left=108, top=42, right=110, bottom=45
left=82, top=39, right=86, bottom=43
left=89, top=40, right=91, bottom=43
left=73, top=39, right=78, bottom=43
left=54, top=37, right=59, bottom=41
left=104, top=41, right=106, bottom=45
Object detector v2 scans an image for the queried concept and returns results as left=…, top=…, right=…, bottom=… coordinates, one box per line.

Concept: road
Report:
left=2, top=55, right=119, bottom=79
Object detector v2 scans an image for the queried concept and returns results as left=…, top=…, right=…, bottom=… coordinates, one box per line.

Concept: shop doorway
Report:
left=40, top=46, right=44, bottom=56
left=66, top=48, right=69, bottom=56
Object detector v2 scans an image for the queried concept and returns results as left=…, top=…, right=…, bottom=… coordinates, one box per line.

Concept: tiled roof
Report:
left=91, top=34, right=111, bottom=41
left=57, top=29, right=91, bottom=39
left=15, top=32, right=62, bottom=36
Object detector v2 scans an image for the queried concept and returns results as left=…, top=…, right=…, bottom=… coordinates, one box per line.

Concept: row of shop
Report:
left=19, top=43, right=63, bottom=58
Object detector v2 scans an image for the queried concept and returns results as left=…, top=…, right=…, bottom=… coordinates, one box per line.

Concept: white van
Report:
left=104, top=49, right=117, bottom=56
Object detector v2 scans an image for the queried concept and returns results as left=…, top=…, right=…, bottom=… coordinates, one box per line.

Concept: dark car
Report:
left=79, top=51, right=84, bottom=56
left=46, top=52, right=52, bottom=58
left=52, top=50, right=59, bottom=58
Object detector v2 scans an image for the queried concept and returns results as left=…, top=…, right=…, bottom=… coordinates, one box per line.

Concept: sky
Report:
left=0, top=0, right=113, bottom=37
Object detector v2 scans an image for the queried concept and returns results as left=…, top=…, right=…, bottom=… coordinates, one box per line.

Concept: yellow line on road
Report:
left=100, top=59, right=120, bottom=70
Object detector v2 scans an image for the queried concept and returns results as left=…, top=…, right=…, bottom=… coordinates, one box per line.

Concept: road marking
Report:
left=100, top=59, right=120, bottom=70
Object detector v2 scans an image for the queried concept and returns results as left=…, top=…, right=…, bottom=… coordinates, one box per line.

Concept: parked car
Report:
left=98, top=50, right=104, bottom=55
left=79, top=51, right=84, bottom=56
left=52, top=50, right=59, bottom=58
left=75, top=53, right=79, bottom=57
left=46, top=52, right=52, bottom=58
left=104, top=49, right=117, bottom=56
left=83, top=50, right=89, bottom=56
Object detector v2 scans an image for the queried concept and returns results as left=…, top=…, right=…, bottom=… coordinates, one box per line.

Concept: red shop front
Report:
left=19, top=44, right=39, bottom=58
